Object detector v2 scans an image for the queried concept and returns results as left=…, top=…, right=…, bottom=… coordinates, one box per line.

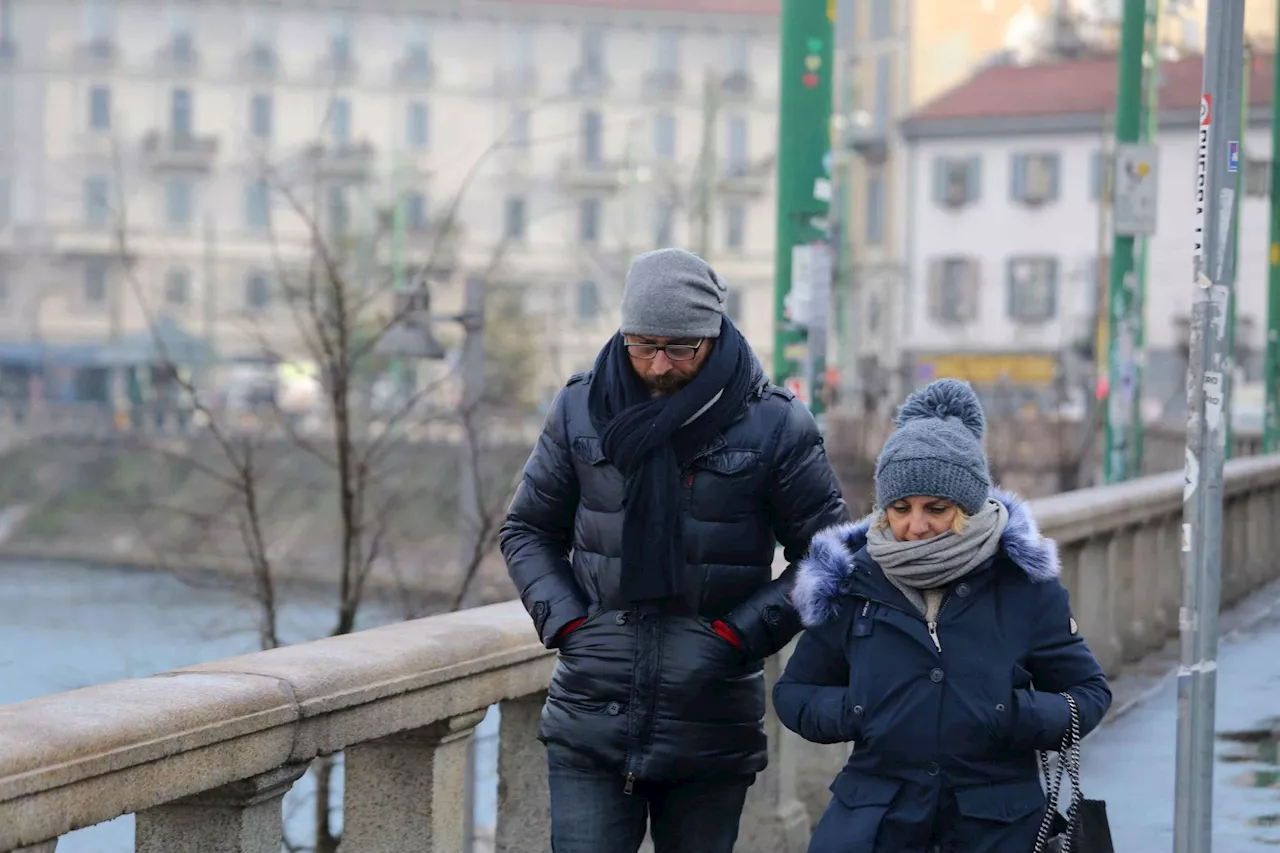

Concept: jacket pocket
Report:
left=572, top=436, right=624, bottom=511
left=689, top=449, right=762, bottom=522
left=952, top=779, right=1045, bottom=826
left=810, top=772, right=903, bottom=850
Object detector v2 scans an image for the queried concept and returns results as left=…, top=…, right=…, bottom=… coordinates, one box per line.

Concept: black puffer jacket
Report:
left=500, top=358, right=848, bottom=783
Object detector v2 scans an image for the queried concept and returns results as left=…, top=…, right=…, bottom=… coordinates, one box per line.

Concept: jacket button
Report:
left=852, top=704, right=864, bottom=715
left=764, top=605, right=781, bottom=625
left=930, top=668, right=944, bottom=683
left=996, top=703, right=1006, bottom=712
left=533, top=601, right=547, bottom=617
left=615, top=612, right=628, bottom=625
left=956, top=583, right=971, bottom=597
left=927, top=761, right=940, bottom=776
left=606, top=701, right=621, bottom=716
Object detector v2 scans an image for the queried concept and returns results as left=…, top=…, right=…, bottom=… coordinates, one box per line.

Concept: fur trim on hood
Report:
left=791, top=488, right=1059, bottom=628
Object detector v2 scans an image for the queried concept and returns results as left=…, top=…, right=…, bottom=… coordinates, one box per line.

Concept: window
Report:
left=165, top=177, right=192, bottom=228
left=865, top=173, right=884, bottom=245
left=0, top=176, right=10, bottom=227
left=727, top=34, right=749, bottom=74
left=169, top=0, right=194, bottom=63
left=509, top=106, right=530, bottom=151
left=1089, top=149, right=1110, bottom=201
left=932, top=156, right=981, bottom=207
left=164, top=268, right=190, bottom=306
left=331, top=98, right=351, bottom=147
left=84, top=175, right=109, bottom=226
left=928, top=256, right=979, bottom=324
left=655, top=29, right=679, bottom=70
left=1010, top=153, right=1060, bottom=204
left=508, top=26, right=534, bottom=74
left=331, top=13, right=352, bottom=72
left=405, top=190, right=427, bottom=230
left=576, top=279, right=600, bottom=321
left=0, top=0, right=12, bottom=43
left=407, top=102, right=429, bottom=150
left=327, top=184, right=348, bottom=233
left=579, top=197, right=601, bottom=244
left=582, top=109, right=603, bottom=164
left=406, top=17, right=429, bottom=74
left=83, top=262, right=107, bottom=303
left=1007, top=256, right=1058, bottom=322
left=245, top=179, right=270, bottom=230
left=725, top=115, right=748, bottom=174
left=504, top=195, right=526, bottom=241
left=653, top=112, right=675, bottom=161
left=171, top=88, right=192, bottom=137
left=725, top=287, right=742, bottom=320
left=870, top=0, right=892, bottom=39
left=86, top=0, right=113, bottom=47
left=581, top=25, right=604, bottom=75
left=0, top=83, right=12, bottom=144
left=725, top=201, right=746, bottom=250
left=244, top=270, right=270, bottom=309
left=873, top=54, right=892, bottom=130
left=652, top=199, right=674, bottom=246
left=247, top=9, right=275, bottom=71
left=89, top=85, right=111, bottom=130
left=250, top=93, right=272, bottom=140
left=1244, top=158, right=1270, bottom=197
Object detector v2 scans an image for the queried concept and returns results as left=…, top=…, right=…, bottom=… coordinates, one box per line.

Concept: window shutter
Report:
left=967, top=156, right=982, bottom=203
left=964, top=258, right=980, bottom=322
left=1047, top=257, right=1059, bottom=319
left=1048, top=155, right=1061, bottom=201
left=927, top=258, right=943, bottom=321
left=932, top=158, right=946, bottom=204
left=1011, top=154, right=1026, bottom=201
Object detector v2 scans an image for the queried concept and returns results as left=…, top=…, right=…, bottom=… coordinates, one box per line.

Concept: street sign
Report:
left=1228, top=140, right=1239, bottom=171
left=1113, top=142, right=1159, bottom=236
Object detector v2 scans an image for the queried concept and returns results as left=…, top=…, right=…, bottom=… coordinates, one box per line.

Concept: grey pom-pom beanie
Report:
left=620, top=248, right=726, bottom=340
left=874, top=378, right=991, bottom=514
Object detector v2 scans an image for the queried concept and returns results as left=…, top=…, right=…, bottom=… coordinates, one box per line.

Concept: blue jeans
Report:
left=547, top=745, right=754, bottom=853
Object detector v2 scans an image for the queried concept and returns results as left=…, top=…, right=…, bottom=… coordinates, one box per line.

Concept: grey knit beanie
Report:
left=620, top=248, right=726, bottom=340
left=874, top=378, right=992, bottom=514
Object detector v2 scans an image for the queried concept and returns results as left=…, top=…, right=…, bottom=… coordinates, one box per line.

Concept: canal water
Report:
left=0, top=559, right=500, bottom=851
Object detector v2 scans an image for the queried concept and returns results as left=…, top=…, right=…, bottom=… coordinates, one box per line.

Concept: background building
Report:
left=899, top=53, right=1274, bottom=418
left=0, top=0, right=781, bottom=407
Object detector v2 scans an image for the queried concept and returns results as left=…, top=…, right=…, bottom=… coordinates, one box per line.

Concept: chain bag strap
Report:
left=1032, top=692, right=1084, bottom=853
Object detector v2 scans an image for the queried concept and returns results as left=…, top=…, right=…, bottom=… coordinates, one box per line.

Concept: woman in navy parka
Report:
left=773, top=379, right=1111, bottom=852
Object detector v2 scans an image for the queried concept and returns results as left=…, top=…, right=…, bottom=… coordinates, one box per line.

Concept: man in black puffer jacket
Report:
left=500, top=248, right=849, bottom=853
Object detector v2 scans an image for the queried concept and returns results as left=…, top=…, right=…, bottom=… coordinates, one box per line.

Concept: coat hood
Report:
left=791, top=488, right=1059, bottom=628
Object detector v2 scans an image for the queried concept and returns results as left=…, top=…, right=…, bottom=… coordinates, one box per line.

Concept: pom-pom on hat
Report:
left=874, top=378, right=991, bottom=514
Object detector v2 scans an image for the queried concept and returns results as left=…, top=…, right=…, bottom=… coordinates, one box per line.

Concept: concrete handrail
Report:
left=3, top=454, right=1280, bottom=852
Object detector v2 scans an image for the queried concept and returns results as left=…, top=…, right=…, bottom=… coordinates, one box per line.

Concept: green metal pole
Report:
left=772, top=0, right=832, bottom=416
left=1103, top=0, right=1147, bottom=483
left=1131, top=0, right=1160, bottom=476
left=1267, top=17, right=1280, bottom=452
left=1226, top=46, right=1249, bottom=458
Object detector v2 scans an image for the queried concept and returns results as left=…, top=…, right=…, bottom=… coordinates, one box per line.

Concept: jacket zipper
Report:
left=926, top=595, right=951, bottom=653
left=624, top=772, right=635, bottom=795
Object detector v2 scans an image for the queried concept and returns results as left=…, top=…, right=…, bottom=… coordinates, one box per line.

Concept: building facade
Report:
left=0, top=0, right=780, bottom=405
left=836, top=0, right=1059, bottom=409
left=900, top=54, right=1275, bottom=417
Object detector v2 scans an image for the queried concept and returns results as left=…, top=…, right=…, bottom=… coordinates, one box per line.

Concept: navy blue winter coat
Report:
left=773, top=491, right=1111, bottom=853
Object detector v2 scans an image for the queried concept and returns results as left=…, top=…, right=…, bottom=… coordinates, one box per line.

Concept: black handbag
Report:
left=1032, top=692, right=1116, bottom=853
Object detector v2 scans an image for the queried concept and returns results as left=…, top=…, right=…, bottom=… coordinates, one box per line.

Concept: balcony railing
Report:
left=141, top=132, right=218, bottom=172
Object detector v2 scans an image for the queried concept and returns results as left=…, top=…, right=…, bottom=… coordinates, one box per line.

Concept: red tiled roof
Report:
left=496, top=0, right=779, bottom=14
left=909, top=53, right=1274, bottom=123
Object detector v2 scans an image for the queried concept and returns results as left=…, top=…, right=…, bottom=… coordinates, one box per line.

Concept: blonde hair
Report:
left=875, top=505, right=970, bottom=536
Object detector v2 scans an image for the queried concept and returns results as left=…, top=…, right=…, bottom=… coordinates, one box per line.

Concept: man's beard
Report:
left=646, top=373, right=690, bottom=396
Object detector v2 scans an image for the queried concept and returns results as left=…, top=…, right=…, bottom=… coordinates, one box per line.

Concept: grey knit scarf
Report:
left=866, top=498, right=1009, bottom=622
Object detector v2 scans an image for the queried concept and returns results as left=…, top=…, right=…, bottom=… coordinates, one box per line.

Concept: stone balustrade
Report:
left=3, top=454, right=1280, bottom=853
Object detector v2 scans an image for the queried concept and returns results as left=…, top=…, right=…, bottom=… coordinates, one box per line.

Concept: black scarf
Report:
left=586, top=315, right=756, bottom=603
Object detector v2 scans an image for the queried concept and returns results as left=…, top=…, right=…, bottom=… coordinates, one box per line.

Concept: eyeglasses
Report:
left=624, top=340, right=704, bottom=362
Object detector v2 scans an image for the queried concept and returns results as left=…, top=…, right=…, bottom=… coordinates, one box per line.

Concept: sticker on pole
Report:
left=1114, top=143, right=1159, bottom=236
left=1228, top=141, right=1239, bottom=172
left=1194, top=95, right=1211, bottom=265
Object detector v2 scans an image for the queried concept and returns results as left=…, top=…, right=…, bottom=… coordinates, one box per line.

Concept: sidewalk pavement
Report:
left=1079, top=580, right=1280, bottom=852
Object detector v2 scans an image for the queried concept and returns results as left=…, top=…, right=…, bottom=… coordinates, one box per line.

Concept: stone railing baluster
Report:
left=495, top=692, right=550, bottom=853
left=134, top=763, right=308, bottom=853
